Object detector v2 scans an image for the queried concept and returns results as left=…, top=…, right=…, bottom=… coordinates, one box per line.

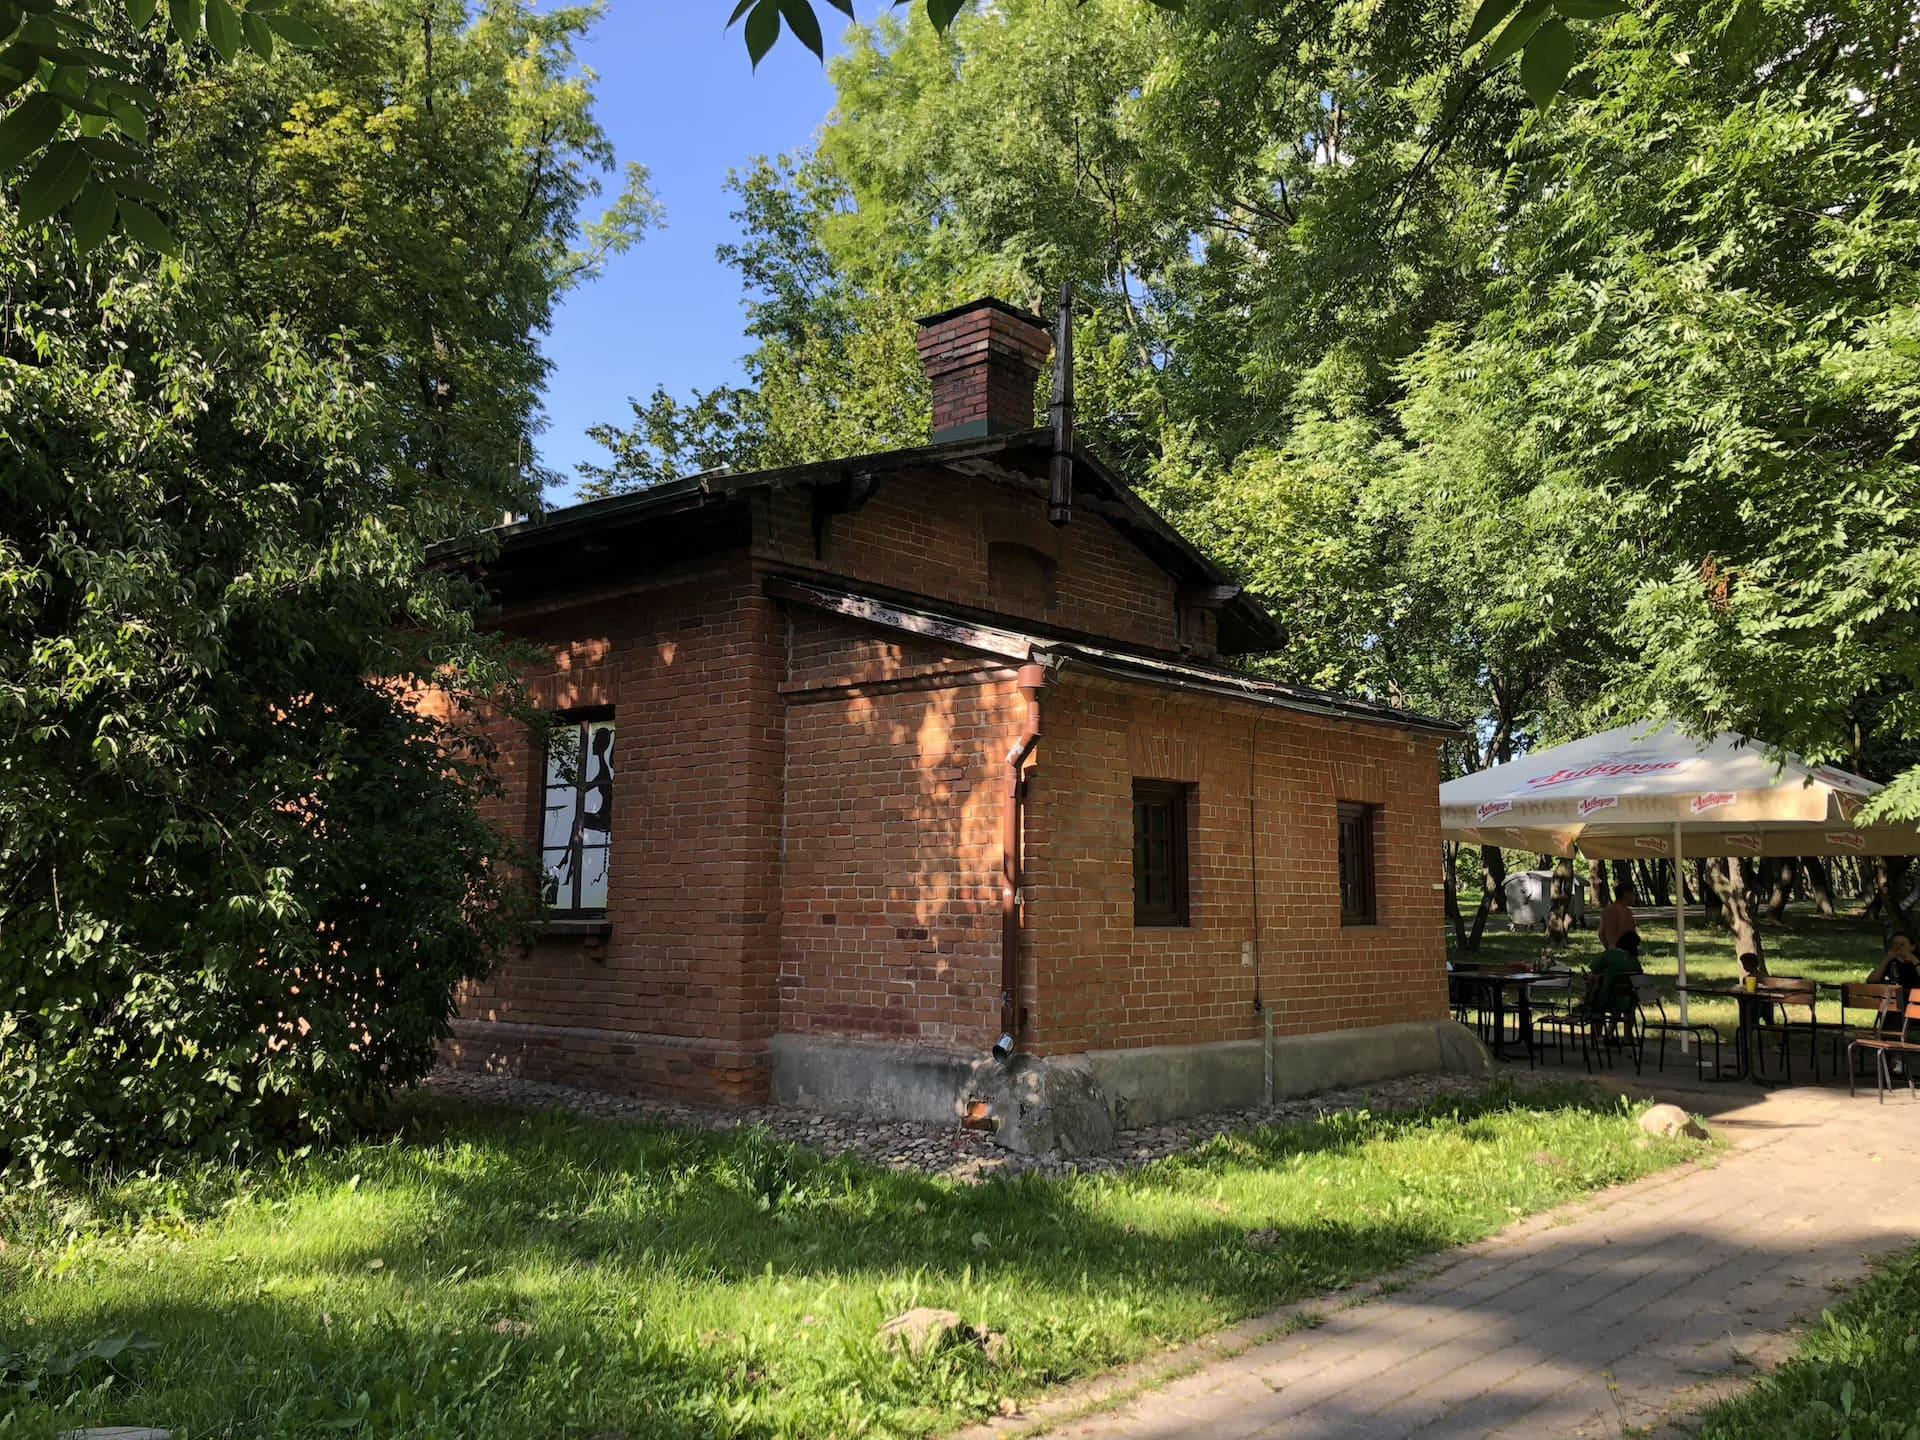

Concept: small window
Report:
left=1132, top=780, right=1190, bottom=927
left=1337, top=801, right=1378, bottom=925
left=542, top=713, right=615, bottom=915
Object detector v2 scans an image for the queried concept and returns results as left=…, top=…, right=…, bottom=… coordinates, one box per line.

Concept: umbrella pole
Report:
left=1674, top=820, right=1689, bottom=1053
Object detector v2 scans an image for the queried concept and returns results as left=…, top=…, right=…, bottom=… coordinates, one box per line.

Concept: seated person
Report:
left=1598, top=882, right=1637, bottom=950
left=1869, top=933, right=1920, bottom=992
left=1575, top=931, right=1644, bottom=1016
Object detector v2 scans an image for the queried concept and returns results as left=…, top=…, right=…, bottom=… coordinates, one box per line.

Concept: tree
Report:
left=0, top=0, right=651, bottom=1178
left=0, top=0, right=329, bottom=253
left=659, top=0, right=1920, bottom=881
left=658, top=0, right=1619, bottom=730
left=1408, top=0, right=1920, bottom=817
left=727, top=0, right=1630, bottom=118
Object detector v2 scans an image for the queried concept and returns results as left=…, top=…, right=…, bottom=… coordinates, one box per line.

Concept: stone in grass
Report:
left=874, top=1307, right=1008, bottom=1363
left=60, top=1430, right=173, bottom=1439
left=1638, top=1103, right=1709, bottom=1141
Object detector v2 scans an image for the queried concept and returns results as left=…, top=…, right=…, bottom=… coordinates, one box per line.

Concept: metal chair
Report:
left=1629, top=975, right=1721, bottom=1078
left=1848, top=993, right=1920, bottom=1103
left=1757, top=977, right=1820, bottom=1083
left=1535, top=973, right=1638, bottom=1073
left=1831, top=983, right=1902, bottom=1079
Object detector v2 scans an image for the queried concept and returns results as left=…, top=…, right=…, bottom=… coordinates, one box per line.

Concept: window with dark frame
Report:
left=1132, top=780, right=1190, bottom=927
left=541, top=712, right=615, bottom=916
left=1337, top=801, right=1378, bottom=925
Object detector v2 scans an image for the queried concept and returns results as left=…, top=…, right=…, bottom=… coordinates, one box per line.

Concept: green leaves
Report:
left=742, top=0, right=780, bottom=66
left=0, top=0, right=324, bottom=252
left=69, top=176, right=114, bottom=251
left=1465, top=0, right=1633, bottom=108
left=204, top=0, right=241, bottom=60
left=16, top=136, right=87, bottom=221
left=1518, top=18, right=1576, bottom=109
left=117, top=196, right=177, bottom=254
left=241, top=7, right=274, bottom=58
left=1464, top=0, right=1527, bottom=48
left=168, top=0, right=201, bottom=45
left=0, top=91, right=61, bottom=169
left=777, top=0, right=821, bottom=58
left=1, top=0, right=599, bottom=1181
left=728, top=0, right=1189, bottom=63
left=261, top=10, right=321, bottom=45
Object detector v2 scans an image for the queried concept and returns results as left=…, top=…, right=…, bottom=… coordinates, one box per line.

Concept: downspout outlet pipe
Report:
left=998, top=662, right=1050, bottom=1059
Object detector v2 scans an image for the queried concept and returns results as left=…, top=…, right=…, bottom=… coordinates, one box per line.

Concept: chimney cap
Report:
left=916, top=296, right=1047, bottom=331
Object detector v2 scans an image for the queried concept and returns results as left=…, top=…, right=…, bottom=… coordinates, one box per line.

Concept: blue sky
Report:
left=537, top=2, right=848, bottom=499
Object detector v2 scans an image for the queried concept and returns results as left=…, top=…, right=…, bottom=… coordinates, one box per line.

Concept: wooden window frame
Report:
left=1132, top=780, right=1192, bottom=928
left=541, top=707, right=614, bottom=919
left=1337, top=800, right=1379, bottom=926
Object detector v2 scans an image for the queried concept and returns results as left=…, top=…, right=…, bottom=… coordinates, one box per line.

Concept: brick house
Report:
left=441, top=299, right=1478, bottom=1151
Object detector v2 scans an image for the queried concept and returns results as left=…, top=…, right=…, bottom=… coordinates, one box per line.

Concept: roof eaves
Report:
left=765, top=576, right=1460, bottom=738
left=1066, top=445, right=1284, bottom=652
left=1044, top=640, right=1466, bottom=738
left=429, top=431, right=1060, bottom=564
left=764, top=575, right=1038, bottom=663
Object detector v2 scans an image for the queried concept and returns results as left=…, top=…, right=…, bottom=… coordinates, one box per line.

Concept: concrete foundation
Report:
left=770, top=1020, right=1491, bottom=1155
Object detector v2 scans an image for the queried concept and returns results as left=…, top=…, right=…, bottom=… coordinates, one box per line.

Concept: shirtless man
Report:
left=1598, top=879, right=1638, bottom=950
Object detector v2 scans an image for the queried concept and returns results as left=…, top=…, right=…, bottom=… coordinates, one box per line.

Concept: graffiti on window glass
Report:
left=542, top=717, right=614, bottom=913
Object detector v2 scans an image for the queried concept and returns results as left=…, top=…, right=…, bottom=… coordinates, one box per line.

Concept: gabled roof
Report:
left=433, top=428, right=1284, bottom=655
left=767, top=576, right=1462, bottom=739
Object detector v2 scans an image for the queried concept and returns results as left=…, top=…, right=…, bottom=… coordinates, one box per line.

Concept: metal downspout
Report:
left=997, top=663, right=1049, bottom=1059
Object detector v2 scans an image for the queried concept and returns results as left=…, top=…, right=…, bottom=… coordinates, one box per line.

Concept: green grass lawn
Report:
left=0, top=1082, right=1703, bottom=1439
left=1454, top=904, right=1890, bottom=1040
left=1687, top=1242, right=1920, bottom=1440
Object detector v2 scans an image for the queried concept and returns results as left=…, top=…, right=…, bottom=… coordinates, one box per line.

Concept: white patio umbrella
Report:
left=1440, top=722, right=1920, bottom=1038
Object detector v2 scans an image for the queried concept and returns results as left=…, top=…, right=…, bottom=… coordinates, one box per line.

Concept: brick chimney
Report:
left=916, top=298, right=1051, bottom=443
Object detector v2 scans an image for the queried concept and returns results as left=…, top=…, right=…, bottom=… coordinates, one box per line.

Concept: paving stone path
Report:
left=970, top=1074, right=1920, bottom=1440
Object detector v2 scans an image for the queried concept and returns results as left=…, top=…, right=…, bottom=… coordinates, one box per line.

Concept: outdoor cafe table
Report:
left=1450, top=970, right=1557, bottom=1062
left=1674, top=982, right=1813, bottom=1084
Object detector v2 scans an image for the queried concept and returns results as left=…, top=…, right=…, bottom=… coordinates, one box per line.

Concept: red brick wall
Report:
left=446, top=513, right=1448, bottom=1106
left=447, top=557, right=785, bottom=1102
left=914, top=303, right=1050, bottom=438
left=757, top=472, right=1181, bottom=653
left=1021, top=672, right=1448, bottom=1054
left=776, top=612, right=1019, bottom=1048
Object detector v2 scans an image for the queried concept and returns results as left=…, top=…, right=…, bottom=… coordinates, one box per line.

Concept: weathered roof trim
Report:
left=1048, top=642, right=1465, bottom=739
left=767, top=577, right=1464, bottom=739
left=428, top=429, right=1284, bottom=654
left=765, top=576, right=1036, bottom=662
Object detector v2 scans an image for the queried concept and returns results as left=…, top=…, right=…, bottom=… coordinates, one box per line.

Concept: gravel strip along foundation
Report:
left=423, top=1069, right=1506, bottom=1182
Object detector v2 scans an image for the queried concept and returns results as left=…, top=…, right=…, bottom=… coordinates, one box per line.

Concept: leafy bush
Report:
left=0, top=0, right=648, bottom=1180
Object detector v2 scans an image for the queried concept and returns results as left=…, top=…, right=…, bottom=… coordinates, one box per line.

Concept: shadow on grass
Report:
left=5, top=1081, right=1687, bottom=1439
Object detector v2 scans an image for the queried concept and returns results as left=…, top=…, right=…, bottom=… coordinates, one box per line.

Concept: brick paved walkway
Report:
left=973, top=1073, right=1920, bottom=1440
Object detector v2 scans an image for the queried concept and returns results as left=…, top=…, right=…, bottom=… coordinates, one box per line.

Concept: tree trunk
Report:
left=1767, top=857, right=1796, bottom=922
left=1645, top=859, right=1671, bottom=908
left=1696, top=859, right=1723, bottom=926
left=1465, top=887, right=1491, bottom=952
left=1707, top=858, right=1765, bottom=971
left=1803, top=856, right=1837, bottom=919
left=1546, top=854, right=1575, bottom=947
left=1481, top=844, right=1508, bottom=914
left=1872, top=856, right=1917, bottom=942
left=1591, top=860, right=1612, bottom=908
